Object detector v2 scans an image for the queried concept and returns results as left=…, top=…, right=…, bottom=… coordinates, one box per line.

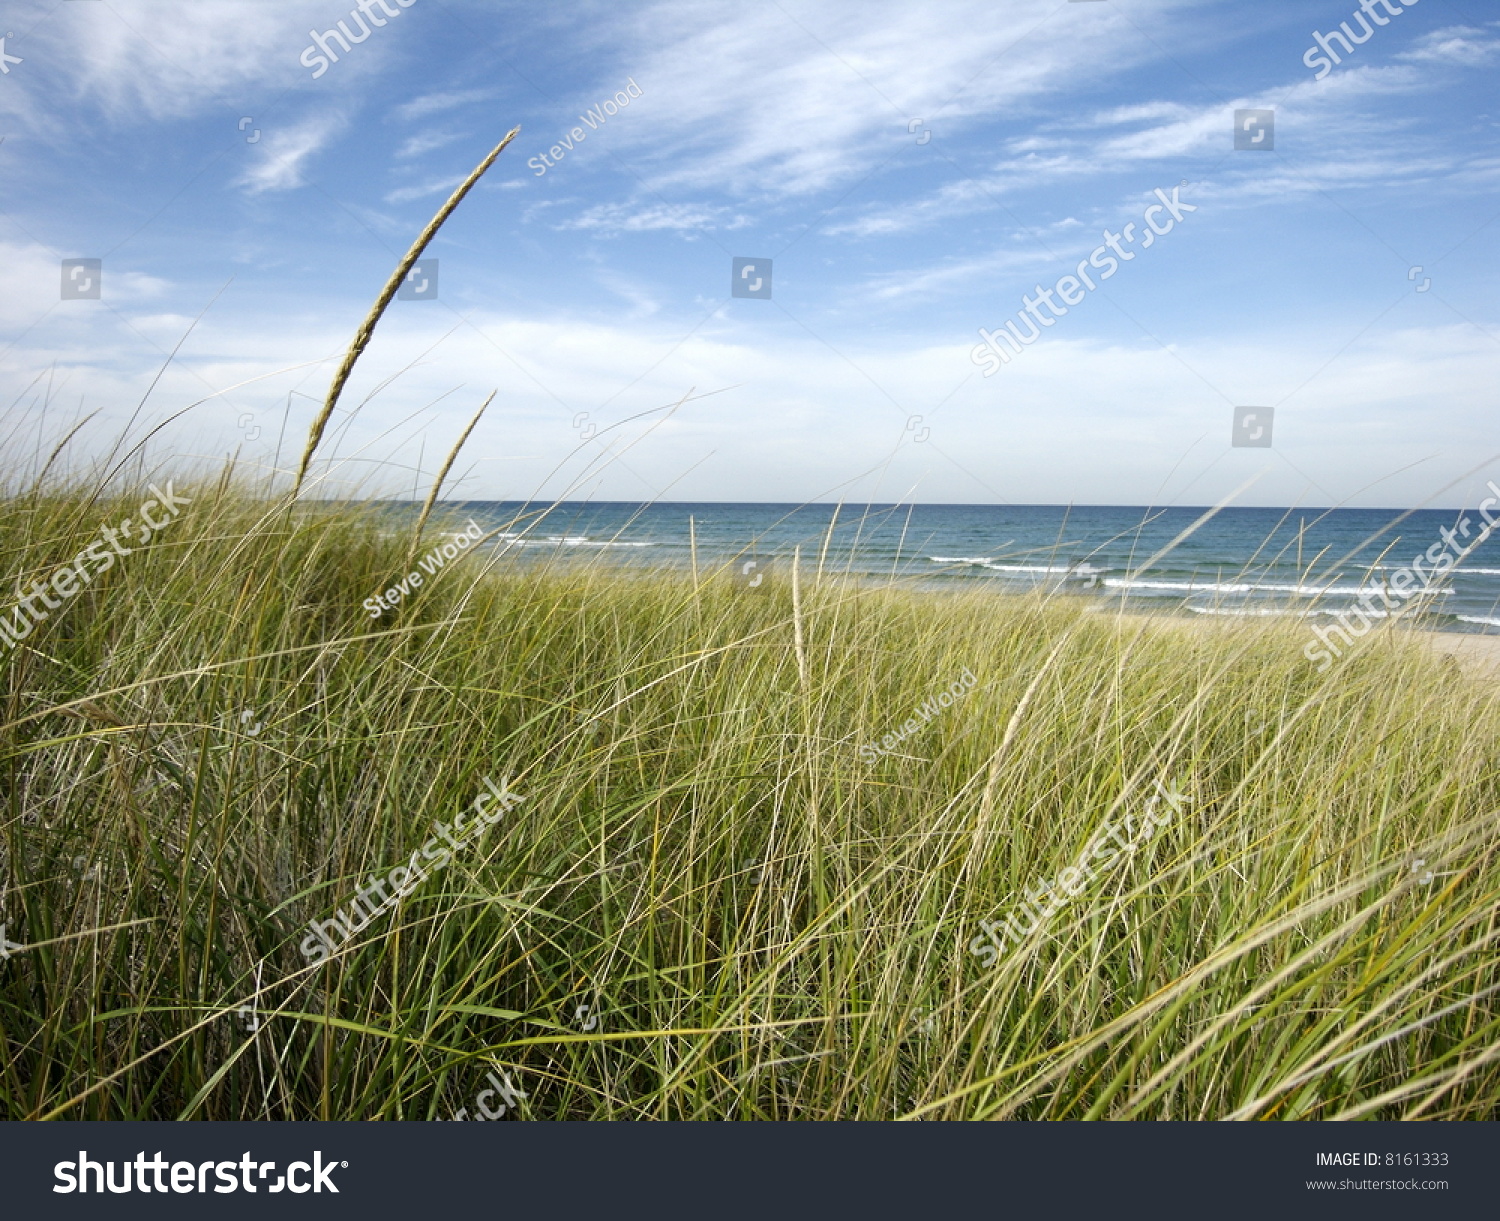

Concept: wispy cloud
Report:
left=384, top=174, right=466, bottom=204
left=857, top=247, right=1061, bottom=303
left=824, top=178, right=1000, bottom=238
left=395, top=129, right=469, bottom=159
left=1397, top=25, right=1500, bottom=67
left=392, top=88, right=499, bottom=123
left=554, top=201, right=750, bottom=234
left=590, top=0, right=1193, bottom=197
left=234, top=113, right=346, bottom=194
left=823, top=42, right=1498, bottom=241
left=18, top=0, right=333, bottom=120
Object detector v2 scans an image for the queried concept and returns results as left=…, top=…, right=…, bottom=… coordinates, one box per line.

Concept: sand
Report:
left=1422, top=631, right=1500, bottom=679
left=1085, top=605, right=1500, bottom=681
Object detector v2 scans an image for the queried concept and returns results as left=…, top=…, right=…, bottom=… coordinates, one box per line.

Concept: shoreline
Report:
left=1087, top=604, right=1500, bottom=679
left=497, top=548, right=1500, bottom=640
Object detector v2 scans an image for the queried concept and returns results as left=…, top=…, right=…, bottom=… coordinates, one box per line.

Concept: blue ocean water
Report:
left=427, top=502, right=1500, bottom=634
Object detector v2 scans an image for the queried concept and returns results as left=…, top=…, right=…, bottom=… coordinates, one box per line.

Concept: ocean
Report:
left=419, top=502, right=1500, bottom=634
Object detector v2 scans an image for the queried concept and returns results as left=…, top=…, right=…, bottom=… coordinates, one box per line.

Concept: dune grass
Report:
left=0, top=479, right=1497, bottom=1121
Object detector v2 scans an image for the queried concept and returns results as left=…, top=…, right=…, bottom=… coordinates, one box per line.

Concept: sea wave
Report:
left=1102, top=577, right=1453, bottom=598
left=1366, top=562, right=1500, bottom=575
left=929, top=557, right=1107, bottom=576
left=494, top=533, right=651, bottom=549
left=1186, top=606, right=1309, bottom=618
left=1103, top=578, right=1347, bottom=596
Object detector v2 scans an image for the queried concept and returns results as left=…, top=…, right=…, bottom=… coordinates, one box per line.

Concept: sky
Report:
left=0, top=0, right=1496, bottom=507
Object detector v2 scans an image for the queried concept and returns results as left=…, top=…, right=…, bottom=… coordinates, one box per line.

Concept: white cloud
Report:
left=823, top=178, right=997, bottom=238
left=586, top=0, right=1197, bottom=198
left=16, top=0, right=336, bottom=120
left=856, top=248, right=1059, bottom=303
left=1397, top=25, right=1500, bottom=67
left=0, top=241, right=172, bottom=333
left=594, top=270, right=663, bottom=320
left=384, top=174, right=465, bottom=204
left=391, top=88, right=499, bottom=123
left=395, top=129, right=469, bottom=159
left=6, top=270, right=1490, bottom=509
left=0, top=241, right=76, bottom=329
left=1089, top=101, right=1197, bottom=127
left=234, top=113, right=347, bottom=194
left=0, top=0, right=445, bottom=135
left=821, top=44, right=1493, bottom=244
left=554, top=201, right=750, bottom=234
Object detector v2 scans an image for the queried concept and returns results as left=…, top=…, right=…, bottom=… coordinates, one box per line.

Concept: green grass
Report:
left=1, top=480, right=1497, bottom=1120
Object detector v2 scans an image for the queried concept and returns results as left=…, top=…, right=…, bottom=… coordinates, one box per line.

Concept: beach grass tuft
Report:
left=0, top=482, right=1497, bottom=1119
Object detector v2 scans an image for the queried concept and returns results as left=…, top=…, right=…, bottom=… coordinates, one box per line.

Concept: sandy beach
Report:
left=1089, top=605, right=1500, bottom=680
left=1424, top=630, right=1500, bottom=679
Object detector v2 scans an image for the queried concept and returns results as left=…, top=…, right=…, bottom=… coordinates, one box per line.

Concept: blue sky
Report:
left=0, top=0, right=1496, bottom=506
